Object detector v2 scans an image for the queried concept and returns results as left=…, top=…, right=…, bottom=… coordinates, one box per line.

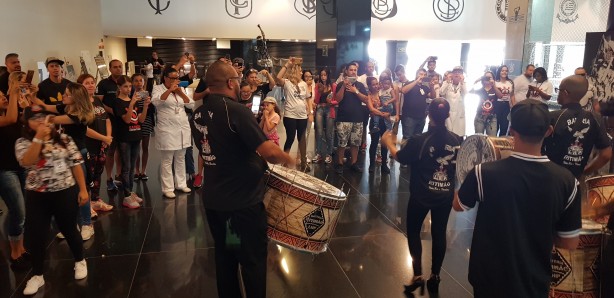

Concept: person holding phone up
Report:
left=152, top=68, right=194, bottom=199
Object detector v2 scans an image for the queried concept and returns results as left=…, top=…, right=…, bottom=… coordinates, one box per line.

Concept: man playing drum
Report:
left=542, top=74, right=611, bottom=178
left=454, top=99, right=581, bottom=298
left=190, top=61, right=293, bottom=298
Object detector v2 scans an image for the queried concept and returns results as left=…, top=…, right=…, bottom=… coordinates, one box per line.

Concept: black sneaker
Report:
left=334, top=163, right=344, bottom=174
left=350, top=164, right=363, bottom=173
left=368, top=164, right=375, bottom=173
left=141, top=174, right=149, bottom=181
left=134, top=174, right=141, bottom=181
left=381, top=164, right=391, bottom=174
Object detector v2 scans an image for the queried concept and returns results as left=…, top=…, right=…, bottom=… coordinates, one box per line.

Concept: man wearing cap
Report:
left=454, top=99, right=581, bottom=298
left=542, top=74, right=611, bottom=178
left=37, top=57, right=71, bottom=105
left=440, top=66, right=466, bottom=136
left=0, top=53, right=22, bottom=94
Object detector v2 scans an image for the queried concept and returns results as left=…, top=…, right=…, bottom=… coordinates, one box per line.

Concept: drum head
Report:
left=456, top=135, right=498, bottom=187
left=267, top=165, right=347, bottom=200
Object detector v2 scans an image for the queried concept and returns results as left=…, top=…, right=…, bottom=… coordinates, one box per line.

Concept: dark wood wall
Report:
left=125, top=38, right=316, bottom=76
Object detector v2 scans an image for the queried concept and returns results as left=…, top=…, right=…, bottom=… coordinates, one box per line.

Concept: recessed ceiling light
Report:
left=322, top=38, right=336, bottom=41
left=212, top=38, right=217, bottom=41
left=181, top=37, right=186, bottom=40
left=145, top=36, right=153, bottom=39
left=294, top=39, right=299, bottom=42
left=281, top=39, right=291, bottom=42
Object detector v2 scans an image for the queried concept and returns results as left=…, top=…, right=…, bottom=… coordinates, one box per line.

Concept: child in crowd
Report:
left=260, top=97, right=281, bottom=145
left=370, top=76, right=396, bottom=134
left=114, top=75, right=148, bottom=208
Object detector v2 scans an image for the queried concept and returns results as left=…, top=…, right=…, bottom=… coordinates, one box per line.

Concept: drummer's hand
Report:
left=284, top=153, right=296, bottom=167
left=381, top=131, right=396, bottom=147
left=594, top=201, right=614, bottom=218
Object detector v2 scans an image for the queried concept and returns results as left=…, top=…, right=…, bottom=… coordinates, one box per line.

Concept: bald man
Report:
left=542, top=74, right=611, bottom=178
left=190, top=61, right=293, bottom=298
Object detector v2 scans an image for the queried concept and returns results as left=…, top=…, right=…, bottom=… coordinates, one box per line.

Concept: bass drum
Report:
left=455, top=135, right=514, bottom=186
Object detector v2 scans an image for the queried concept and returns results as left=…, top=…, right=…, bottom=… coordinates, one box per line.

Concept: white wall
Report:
left=0, top=0, right=103, bottom=84
left=101, top=0, right=316, bottom=40
left=103, top=36, right=127, bottom=64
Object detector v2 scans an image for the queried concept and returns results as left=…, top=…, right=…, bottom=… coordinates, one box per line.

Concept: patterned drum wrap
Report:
left=455, top=135, right=514, bottom=186
left=586, top=175, right=614, bottom=224
left=550, top=220, right=605, bottom=298
left=264, top=165, right=347, bottom=254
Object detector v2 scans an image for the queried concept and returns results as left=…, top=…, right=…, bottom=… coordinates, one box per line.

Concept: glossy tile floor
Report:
left=0, top=125, right=478, bottom=298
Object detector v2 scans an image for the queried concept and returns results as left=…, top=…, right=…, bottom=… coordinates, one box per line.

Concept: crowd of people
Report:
left=0, top=50, right=613, bottom=298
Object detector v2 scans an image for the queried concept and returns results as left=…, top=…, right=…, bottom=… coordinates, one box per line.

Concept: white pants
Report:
left=160, top=149, right=188, bottom=193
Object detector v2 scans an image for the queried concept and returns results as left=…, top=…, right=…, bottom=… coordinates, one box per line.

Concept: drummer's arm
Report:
left=257, top=141, right=294, bottom=165
left=381, top=131, right=399, bottom=161
left=584, top=147, right=611, bottom=174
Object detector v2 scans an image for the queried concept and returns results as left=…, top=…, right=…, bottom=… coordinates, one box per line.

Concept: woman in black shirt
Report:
left=382, top=98, right=462, bottom=295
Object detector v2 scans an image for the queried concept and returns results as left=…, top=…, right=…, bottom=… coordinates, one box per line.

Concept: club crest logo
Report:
left=295, top=0, right=316, bottom=20
left=433, top=0, right=464, bottom=22
left=372, top=0, right=397, bottom=21
left=226, top=0, right=252, bottom=19
left=321, top=0, right=337, bottom=18
left=495, top=0, right=508, bottom=22
left=556, top=0, right=579, bottom=24
left=148, top=0, right=170, bottom=15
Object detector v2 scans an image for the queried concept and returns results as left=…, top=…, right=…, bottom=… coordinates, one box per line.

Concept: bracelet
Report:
left=32, top=137, right=43, bottom=144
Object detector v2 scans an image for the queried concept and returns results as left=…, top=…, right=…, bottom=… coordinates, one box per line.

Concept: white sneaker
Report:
left=163, top=191, right=176, bottom=199
left=74, top=259, right=87, bottom=280
left=123, top=196, right=140, bottom=209
left=176, top=187, right=191, bottom=193
left=130, top=192, right=143, bottom=204
left=80, top=225, right=94, bottom=241
left=23, top=275, right=45, bottom=295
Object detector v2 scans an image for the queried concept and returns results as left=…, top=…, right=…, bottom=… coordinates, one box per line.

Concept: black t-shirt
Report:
left=113, top=98, right=142, bottom=142
left=56, top=104, right=88, bottom=150
left=148, top=58, right=164, bottom=75
left=402, top=81, right=430, bottom=120
left=397, top=127, right=462, bottom=207
left=543, top=103, right=611, bottom=178
left=458, top=153, right=581, bottom=298
left=0, top=71, right=9, bottom=94
left=475, top=87, right=497, bottom=117
left=86, top=98, right=109, bottom=153
left=0, top=122, right=23, bottom=171
left=96, top=77, right=119, bottom=108
left=191, top=94, right=269, bottom=211
left=335, top=82, right=368, bottom=123
left=37, top=78, right=71, bottom=105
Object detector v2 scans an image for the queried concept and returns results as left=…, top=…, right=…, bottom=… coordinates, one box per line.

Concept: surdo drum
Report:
left=586, top=175, right=614, bottom=223
left=455, top=135, right=514, bottom=185
left=263, top=165, right=347, bottom=254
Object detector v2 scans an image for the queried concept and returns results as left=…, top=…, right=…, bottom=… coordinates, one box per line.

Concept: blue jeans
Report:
left=0, top=170, right=26, bottom=240
left=401, top=116, right=426, bottom=140
left=474, top=115, right=498, bottom=136
left=373, top=105, right=394, bottom=131
left=119, top=141, right=141, bottom=195
left=79, top=148, right=92, bottom=226
left=315, top=105, right=335, bottom=156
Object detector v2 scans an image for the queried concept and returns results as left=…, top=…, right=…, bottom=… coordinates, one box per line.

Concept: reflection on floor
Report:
left=0, top=127, right=478, bottom=298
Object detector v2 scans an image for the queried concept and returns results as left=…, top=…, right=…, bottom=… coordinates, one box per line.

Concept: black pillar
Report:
left=607, top=0, right=614, bottom=32
left=335, top=0, right=371, bottom=74
left=316, top=0, right=338, bottom=73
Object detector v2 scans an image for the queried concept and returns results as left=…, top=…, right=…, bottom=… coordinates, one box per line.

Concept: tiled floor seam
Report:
left=125, top=197, right=157, bottom=298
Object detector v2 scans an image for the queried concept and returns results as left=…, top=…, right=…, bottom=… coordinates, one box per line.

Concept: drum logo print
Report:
left=550, top=249, right=572, bottom=286
left=303, top=207, right=325, bottom=237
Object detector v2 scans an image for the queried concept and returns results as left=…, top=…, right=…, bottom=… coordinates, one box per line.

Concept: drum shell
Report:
left=550, top=222, right=605, bottom=297
left=455, top=135, right=514, bottom=186
left=586, top=174, right=614, bottom=223
left=264, top=170, right=346, bottom=253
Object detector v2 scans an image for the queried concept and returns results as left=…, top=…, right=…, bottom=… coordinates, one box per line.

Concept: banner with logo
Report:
left=101, top=0, right=316, bottom=40
left=504, top=0, right=529, bottom=76
left=370, top=0, right=507, bottom=40
left=550, top=0, right=609, bottom=43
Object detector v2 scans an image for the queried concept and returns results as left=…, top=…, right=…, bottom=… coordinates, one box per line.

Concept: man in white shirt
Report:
left=512, top=64, right=534, bottom=105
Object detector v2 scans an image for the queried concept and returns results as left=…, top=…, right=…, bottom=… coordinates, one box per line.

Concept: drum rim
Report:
left=586, top=173, right=614, bottom=183
left=267, top=168, right=347, bottom=201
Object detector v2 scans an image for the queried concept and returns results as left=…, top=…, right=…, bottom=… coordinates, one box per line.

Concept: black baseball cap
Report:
left=232, top=57, right=244, bottom=65
left=45, top=57, right=64, bottom=67
left=510, top=99, right=550, bottom=137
